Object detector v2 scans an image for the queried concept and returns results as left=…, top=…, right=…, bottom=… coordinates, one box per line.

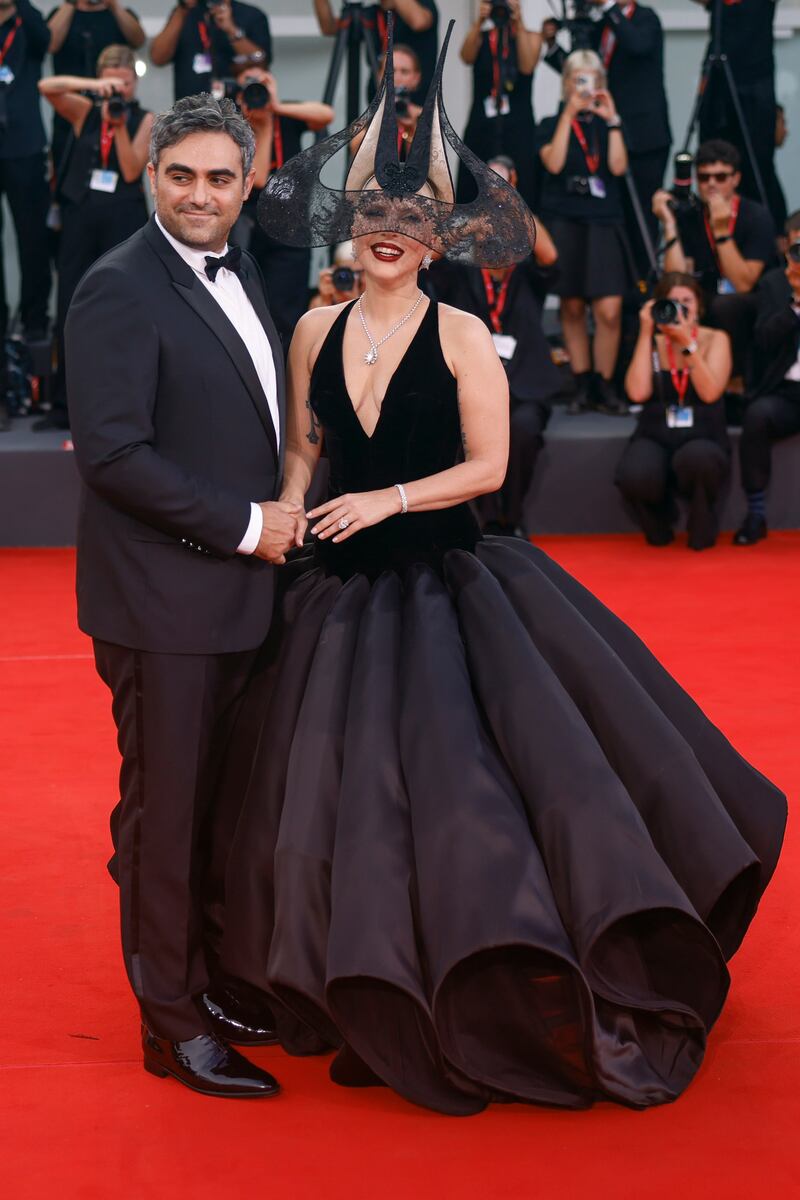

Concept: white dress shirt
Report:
left=155, top=215, right=279, bottom=553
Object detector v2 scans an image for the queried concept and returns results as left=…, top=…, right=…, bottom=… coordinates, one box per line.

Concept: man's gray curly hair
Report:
left=149, top=93, right=256, bottom=178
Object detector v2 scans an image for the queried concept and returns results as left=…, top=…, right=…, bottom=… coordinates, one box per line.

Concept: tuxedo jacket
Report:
left=66, top=215, right=285, bottom=655
left=546, top=4, right=671, bottom=156
left=753, top=267, right=800, bottom=397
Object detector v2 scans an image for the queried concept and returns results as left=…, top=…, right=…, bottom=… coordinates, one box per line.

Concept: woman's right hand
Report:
left=91, top=77, right=126, bottom=97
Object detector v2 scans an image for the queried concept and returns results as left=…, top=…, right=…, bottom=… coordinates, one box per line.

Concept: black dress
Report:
left=219, top=299, right=786, bottom=1114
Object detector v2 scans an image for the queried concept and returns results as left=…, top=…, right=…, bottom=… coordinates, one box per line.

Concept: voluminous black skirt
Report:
left=219, top=538, right=786, bottom=1115
left=546, top=218, right=636, bottom=298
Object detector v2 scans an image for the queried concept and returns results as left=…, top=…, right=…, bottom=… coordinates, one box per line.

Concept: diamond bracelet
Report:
left=395, top=483, right=408, bottom=514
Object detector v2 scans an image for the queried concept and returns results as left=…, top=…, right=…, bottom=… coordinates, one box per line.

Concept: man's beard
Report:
left=158, top=204, right=234, bottom=251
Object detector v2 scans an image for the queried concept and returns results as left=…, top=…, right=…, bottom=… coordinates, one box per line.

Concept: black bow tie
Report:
left=204, top=244, right=242, bottom=281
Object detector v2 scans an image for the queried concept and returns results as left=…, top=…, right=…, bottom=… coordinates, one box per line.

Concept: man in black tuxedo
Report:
left=733, top=209, right=800, bottom=544
left=66, top=94, right=303, bottom=1098
left=543, top=1, right=671, bottom=276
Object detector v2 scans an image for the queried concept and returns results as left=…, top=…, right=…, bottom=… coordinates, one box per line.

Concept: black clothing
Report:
left=0, top=0, right=49, bottom=159
left=676, top=195, right=775, bottom=297
left=547, top=217, right=634, bottom=298
left=739, top=266, right=800, bottom=492
left=362, top=0, right=439, bottom=104
left=170, top=1, right=271, bottom=101
left=624, top=143, right=670, bottom=279
left=703, top=0, right=775, bottom=87
left=49, top=5, right=141, bottom=75
left=219, top=294, right=786, bottom=1114
left=67, top=215, right=284, bottom=1040
left=538, top=112, right=624, bottom=225
left=0, top=152, right=50, bottom=332
left=617, top=366, right=730, bottom=549
left=59, top=101, right=147, bottom=206
left=456, top=26, right=538, bottom=210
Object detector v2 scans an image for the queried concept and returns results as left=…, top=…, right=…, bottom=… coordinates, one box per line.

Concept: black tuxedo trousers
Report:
left=66, top=217, right=284, bottom=1039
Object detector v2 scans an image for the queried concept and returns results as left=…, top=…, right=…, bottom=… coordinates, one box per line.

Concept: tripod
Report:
left=320, top=2, right=382, bottom=131
left=680, top=0, right=768, bottom=208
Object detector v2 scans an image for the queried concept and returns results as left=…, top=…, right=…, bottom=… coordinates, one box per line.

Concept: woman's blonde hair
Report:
left=562, top=50, right=606, bottom=98
left=97, top=44, right=137, bottom=74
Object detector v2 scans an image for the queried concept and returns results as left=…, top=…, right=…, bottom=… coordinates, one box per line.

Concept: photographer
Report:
left=47, top=1, right=145, bottom=174
left=313, top=0, right=438, bottom=103
left=457, top=2, right=540, bottom=210
left=235, top=68, right=333, bottom=345
left=538, top=49, right=633, bottom=416
left=0, top=0, right=52, bottom=342
left=543, top=1, right=671, bottom=279
left=733, top=211, right=800, bottom=545
left=150, top=0, right=271, bottom=102
left=652, top=139, right=775, bottom=378
left=38, top=43, right=152, bottom=428
left=350, top=43, right=422, bottom=159
left=309, top=242, right=365, bottom=309
left=430, top=155, right=560, bottom=538
left=616, top=272, right=731, bottom=550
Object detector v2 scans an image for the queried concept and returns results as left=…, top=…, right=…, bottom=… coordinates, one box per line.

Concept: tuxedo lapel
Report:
left=142, top=218, right=279, bottom=460
left=239, top=255, right=287, bottom=474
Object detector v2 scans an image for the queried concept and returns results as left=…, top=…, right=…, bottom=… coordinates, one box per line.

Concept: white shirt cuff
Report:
left=236, top=502, right=263, bottom=555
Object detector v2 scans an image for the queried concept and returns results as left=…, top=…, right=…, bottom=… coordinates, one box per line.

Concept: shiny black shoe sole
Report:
left=143, top=1057, right=281, bottom=1098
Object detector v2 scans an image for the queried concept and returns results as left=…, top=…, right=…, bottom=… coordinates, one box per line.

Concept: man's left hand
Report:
left=708, top=192, right=733, bottom=238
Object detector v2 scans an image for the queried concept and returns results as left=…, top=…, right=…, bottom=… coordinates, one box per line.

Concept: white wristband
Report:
left=395, top=483, right=408, bottom=514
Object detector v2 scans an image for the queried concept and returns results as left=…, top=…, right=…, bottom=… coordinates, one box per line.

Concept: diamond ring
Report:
left=338, top=517, right=350, bottom=531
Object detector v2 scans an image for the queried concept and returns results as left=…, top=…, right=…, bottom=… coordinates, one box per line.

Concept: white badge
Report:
left=89, top=169, right=119, bottom=193
left=717, top=276, right=736, bottom=295
left=193, top=52, right=213, bottom=75
left=483, top=94, right=510, bottom=119
left=492, top=333, right=517, bottom=362
left=0, top=65, right=14, bottom=85
left=588, top=175, right=607, bottom=200
left=666, top=405, right=694, bottom=429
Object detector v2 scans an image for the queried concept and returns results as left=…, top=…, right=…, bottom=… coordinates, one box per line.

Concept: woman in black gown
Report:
left=217, top=19, right=787, bottom=1116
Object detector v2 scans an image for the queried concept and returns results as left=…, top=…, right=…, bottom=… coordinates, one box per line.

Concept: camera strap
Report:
left=99, top=119, right=115, bottom=170
left=197, top=19, right=212, bottom=55
left=0, top=17, right=21, bottom=66
left=481, top=267, right=514, bottom=333
left=488, top=26, right=511, bottom=100
left=703, top=194, right=740, bottom=266
left=270, top=116, right=284, bottom=172
left=571, top=118, right=600, bottom=176
left=665, top=329, right=697, bottom=405
left=599, top=3, right=636, bottom=68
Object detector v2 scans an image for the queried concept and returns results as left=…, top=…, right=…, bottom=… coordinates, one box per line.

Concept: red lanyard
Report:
left=704, top=193, right=740, bottom=264
left=0, top=17, right=21, bottom=66
left=481, top=268, right=514, bottom=334
left=665, top=327, right=697, bottom=405
left=270, top=116, right=284, bottom=172
left=488, top=26, right=510, bottom=100
left=599, top=3, right=635, bottom=68
left=99, top=119, right=115, bottom=170
left=198, top=19, right=211, bottom=54
left=571, top=118, right=600, bottom=176
left=376, top=10, right=388, bottom=52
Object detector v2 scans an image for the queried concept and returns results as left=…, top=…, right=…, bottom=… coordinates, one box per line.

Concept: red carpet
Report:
left=1, top=537, right=797, bottom=1199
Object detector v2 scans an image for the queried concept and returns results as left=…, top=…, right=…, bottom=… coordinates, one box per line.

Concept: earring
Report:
left=421, top=253, right=432, bottom=270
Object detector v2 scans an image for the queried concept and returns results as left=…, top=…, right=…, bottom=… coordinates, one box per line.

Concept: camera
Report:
left=565, top=175, right=590, bottom=197
left=491, top=0, right=511, bottom=27
left=574, top=71, right=595, bottom=100
left=395, top=85, right=411, bottom=119
left=106, top=93, right=129, bottom=120
left=332, top=266, right=356, bottom=291
left=552, top=1, right=596, bottom=52
left=240, top=80, right=270, bottom=109
left=652, top=298, right=689, bottom=326
left=787, top=243, right=800, bottom=264
left=668, top=151, right=699, bottom=217
left=212, top=77, right=240, bottom=103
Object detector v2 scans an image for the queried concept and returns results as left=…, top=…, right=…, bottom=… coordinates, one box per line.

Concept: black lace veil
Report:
left=256, top=18, right=536, bottom=268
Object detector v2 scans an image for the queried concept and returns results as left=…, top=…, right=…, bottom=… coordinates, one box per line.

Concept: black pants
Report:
left=739, top=391, right=800, bottom=493
left=707, top=291, right=758, bottom=380
left=625, top=146, right=670, bottom=280
left=475, top=399, right=550, bottom=531
left=700, top=74, right=779, bottom=227
left=93, top=640, right=259, bottom=1041
left=0, top=153, right=52, bottom=334
left=53, top=198, right=148, bottom=418
left=616, top=435, right=729, bottom=549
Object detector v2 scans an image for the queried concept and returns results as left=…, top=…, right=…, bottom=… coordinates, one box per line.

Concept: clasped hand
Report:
left=254, top=499, right=306, bottom=565
left=307, top=489, right=401, bottom=544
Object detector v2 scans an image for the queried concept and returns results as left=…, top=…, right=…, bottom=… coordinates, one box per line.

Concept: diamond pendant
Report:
left=364, top=347, right=378, bottom=366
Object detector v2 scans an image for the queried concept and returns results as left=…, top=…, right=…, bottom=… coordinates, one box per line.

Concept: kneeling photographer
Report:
left=616, top=272, right=731, bottom=550
left=652, top=139, right=775, bottom=379
left=732, top=211, right=800, bottom=546
left=234, top=68, right=333, bottom=346
left=309, top=242, right=365, bottom=310
left=38, top=43, right=152, bottom=429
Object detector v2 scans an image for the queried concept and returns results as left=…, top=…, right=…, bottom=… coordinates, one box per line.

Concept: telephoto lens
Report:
left=107, top=94, right=128, bottom=119
left=652, top=298, right=688, bottom=326
left=787, top=243, right=800, bottom=264
left=240, top=81, right=270, bottom=109
left=331, top=266, right=356, bottom=291
left=669, top=152, right=698, bottom=215
left=394, top=86, right=411, bottom=118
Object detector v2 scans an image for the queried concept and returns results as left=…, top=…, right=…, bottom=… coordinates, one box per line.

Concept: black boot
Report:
left=593, top=374, right=629, bottom=416
left=733, top=513, right=767, bottom=545
left=567, top=370, right=593, bottom=415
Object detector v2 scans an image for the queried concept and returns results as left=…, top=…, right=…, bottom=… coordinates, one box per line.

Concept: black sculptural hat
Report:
left=256, top=18, right=536, bottom=267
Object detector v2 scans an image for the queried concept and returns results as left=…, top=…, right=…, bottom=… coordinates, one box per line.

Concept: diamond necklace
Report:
left=357, top=291, right=425, bottom=366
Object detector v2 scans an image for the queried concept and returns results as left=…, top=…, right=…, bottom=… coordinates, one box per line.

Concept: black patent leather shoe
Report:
left=142, top=1026, right=280, bottom=1098
left=202, top=984, right=279, bottom=1046
left=733, top=514, right=767, bottom=545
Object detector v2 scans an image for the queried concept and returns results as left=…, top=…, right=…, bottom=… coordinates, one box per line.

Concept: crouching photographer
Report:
left=616, top=272, right=731, bottom=550
left=38, top=43, right=152, bottom=429
left=309, top=243, right=365, bottom=309
left=652, top=139, right=775, bottom=380
left=234, top=69, right=333, bottom=345
left=733, top=211, right=800, bottom=545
